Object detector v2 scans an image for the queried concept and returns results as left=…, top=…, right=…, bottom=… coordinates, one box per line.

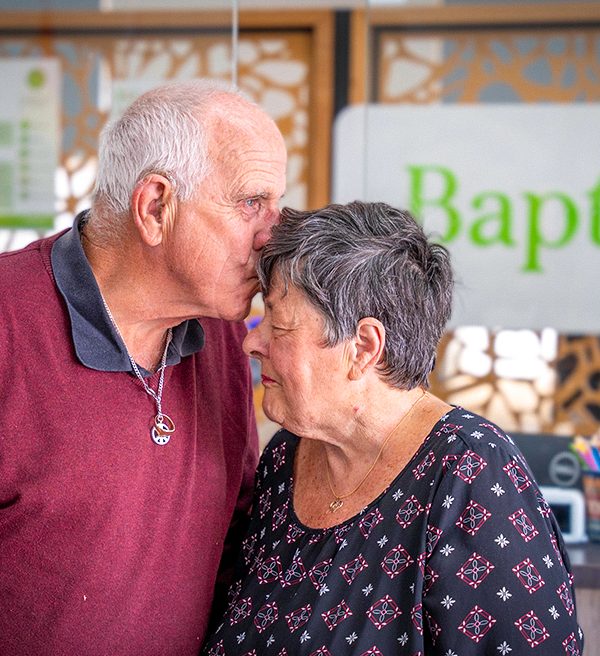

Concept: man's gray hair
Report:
left=258, top=201, right=454, bottom=390
left=91, top=79, right=242, bottom=234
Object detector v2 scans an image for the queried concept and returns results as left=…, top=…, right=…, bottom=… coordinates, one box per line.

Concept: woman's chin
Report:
left=262, top=402, right=283, bottom=427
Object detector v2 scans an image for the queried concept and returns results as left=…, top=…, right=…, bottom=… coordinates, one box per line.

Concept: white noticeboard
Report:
left=0, top=58, right=61, bottom=229
left=333, top=104, right=600, bottom=332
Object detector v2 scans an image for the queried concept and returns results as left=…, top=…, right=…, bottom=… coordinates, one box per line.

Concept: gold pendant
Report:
left=151, top=413, right=175, bottom=446
left=329, top=498, right=344, bottom=512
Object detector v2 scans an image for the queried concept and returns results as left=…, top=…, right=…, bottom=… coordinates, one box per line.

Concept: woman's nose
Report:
left=243, top=322, right=266, bottom=359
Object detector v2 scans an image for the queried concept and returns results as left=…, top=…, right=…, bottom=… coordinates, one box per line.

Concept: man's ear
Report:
left=131, top=174, right=176, bottom=247
left=348, top=317, right=386, bottom=380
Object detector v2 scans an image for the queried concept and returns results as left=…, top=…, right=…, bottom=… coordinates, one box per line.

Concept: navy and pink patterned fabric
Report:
left=203, top=408, right=583, bottom=655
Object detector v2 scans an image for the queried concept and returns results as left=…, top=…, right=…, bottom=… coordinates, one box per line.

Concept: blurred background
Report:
left=1, top=0, right=600, bottom=646
left=1, top=0, right=599, bottom=447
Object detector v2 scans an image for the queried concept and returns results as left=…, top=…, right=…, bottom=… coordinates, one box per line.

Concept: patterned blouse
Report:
left=203, top=408, right=583, bottom=655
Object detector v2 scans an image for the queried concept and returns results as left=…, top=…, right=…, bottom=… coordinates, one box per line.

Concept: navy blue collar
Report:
left=51, top=211, right=205, bottom=376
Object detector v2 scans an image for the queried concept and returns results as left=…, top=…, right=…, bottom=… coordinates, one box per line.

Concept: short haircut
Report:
left=257, top=201, right=454, bottom=389
left=91, top=79, right=242, bottom=234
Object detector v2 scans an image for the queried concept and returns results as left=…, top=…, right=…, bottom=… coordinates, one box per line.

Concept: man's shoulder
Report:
left=0, top=234, right=64, bottom=359
left=0, top=237, right=44, bottom=269
left=0, top=233, right=60, bottom=289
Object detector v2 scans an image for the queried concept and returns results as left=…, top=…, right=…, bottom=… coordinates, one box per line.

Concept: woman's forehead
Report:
left=265, top=282, right=299, bottom=313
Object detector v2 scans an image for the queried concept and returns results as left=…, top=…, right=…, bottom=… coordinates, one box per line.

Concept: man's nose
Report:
left=253, top=207, right=280, bottom=251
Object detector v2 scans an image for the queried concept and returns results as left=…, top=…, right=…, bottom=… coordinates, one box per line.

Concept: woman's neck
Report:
left=292, top=389, right=452, bottom=529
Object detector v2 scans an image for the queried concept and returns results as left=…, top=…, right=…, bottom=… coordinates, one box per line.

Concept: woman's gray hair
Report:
left=258, top=201, right=454, bottom=390
left=91, top=79, right=241, bottom=235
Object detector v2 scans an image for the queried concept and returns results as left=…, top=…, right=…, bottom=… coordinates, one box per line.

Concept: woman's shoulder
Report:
left=433, top=406, right=525, bottom=462
left=257, top=429, right=300, bottom=477
left=261, top=428, right=299, bottom=454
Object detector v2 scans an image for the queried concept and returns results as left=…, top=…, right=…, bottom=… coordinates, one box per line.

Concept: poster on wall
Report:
left=333, top=104, right=600, bottom=333
left=0, top=58, right=60, bottom=229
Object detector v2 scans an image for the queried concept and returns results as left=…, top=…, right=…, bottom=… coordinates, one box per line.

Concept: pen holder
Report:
left=582, top=471, right=600, bottom=542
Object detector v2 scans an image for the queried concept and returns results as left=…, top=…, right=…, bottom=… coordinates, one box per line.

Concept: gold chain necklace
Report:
left=326, top=389, right=427, bottom=512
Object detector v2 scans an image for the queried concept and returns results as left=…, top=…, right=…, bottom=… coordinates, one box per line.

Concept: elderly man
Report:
left=0, top=80, right=286, bottom=655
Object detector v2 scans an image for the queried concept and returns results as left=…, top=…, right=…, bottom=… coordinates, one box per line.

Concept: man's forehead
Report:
left=209, top=128, right=285, bottom=170
left=209, top=100, right=283, bottom=142
left=201, top=107, right=286, bottom=199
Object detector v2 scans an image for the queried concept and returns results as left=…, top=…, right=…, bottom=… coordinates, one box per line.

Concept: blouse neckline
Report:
left=284, top=406, right=460, bottom=533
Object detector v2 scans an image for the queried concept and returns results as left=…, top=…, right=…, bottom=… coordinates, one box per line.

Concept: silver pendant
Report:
left=329, top=499, right=344, bottom=512
left=151, top=413, right=175, bottom=446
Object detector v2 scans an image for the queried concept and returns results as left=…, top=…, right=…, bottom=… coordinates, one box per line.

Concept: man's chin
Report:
left=220, top=298, right=254, bottom=323
left=209, top=282, right=258, bottom=322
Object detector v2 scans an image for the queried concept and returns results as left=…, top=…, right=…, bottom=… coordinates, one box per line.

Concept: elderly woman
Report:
left=204, top=202, right=582, bottom=655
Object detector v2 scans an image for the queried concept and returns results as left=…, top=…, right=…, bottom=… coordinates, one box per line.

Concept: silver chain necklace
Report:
left=101, top=296, right=175, bottom=446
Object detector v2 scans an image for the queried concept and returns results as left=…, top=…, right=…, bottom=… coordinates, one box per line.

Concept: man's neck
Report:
left=81, top=226, right=176, bottom=371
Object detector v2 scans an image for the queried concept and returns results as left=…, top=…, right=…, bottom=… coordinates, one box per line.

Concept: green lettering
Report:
left=469, top=192, right=515, bottom=246
left=524, top=192, right=578, bottom=272
left=407, top=165, right=461, bottom=242
left=588, top=177, right=600, bottom=245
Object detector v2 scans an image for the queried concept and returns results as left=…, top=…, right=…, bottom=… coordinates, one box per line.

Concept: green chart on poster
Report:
left=0, top=58, right=60, bottom=229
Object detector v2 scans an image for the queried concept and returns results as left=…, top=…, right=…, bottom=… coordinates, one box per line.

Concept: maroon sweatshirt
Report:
left=0, top=226, right=258, bottom=655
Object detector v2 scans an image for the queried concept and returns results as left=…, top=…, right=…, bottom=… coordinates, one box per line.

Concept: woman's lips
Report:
left=261, top=374, right=277, bottom=386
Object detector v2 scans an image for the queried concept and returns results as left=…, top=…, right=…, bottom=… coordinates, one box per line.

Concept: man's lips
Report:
left=261, top=374, right=277, bottom=386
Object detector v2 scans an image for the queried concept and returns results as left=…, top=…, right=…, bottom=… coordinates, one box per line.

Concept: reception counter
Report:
left=570, top=543, right=600, bottom=652
left=569, top=543, right=600, bottom=588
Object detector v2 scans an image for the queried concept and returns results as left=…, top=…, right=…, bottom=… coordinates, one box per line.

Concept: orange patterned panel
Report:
left=555, top=336, right=600, bottom=435
left=376, top=29, right=600, bottom=103
left=0, top=29, right=312, bottom=252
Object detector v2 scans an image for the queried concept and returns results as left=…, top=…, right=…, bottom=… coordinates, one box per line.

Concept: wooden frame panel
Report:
left=0, top=9, right=334, bottom=209
left=349, top=2, right=600, bottom=103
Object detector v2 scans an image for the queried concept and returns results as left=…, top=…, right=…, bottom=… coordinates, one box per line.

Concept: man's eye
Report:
left=245, top=197, right=260, bottom=209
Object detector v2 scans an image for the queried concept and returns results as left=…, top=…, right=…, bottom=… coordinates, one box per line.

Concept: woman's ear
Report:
left=348, top=317, right=386, bottom=380
left=131, top=174, right=176, bottom=247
